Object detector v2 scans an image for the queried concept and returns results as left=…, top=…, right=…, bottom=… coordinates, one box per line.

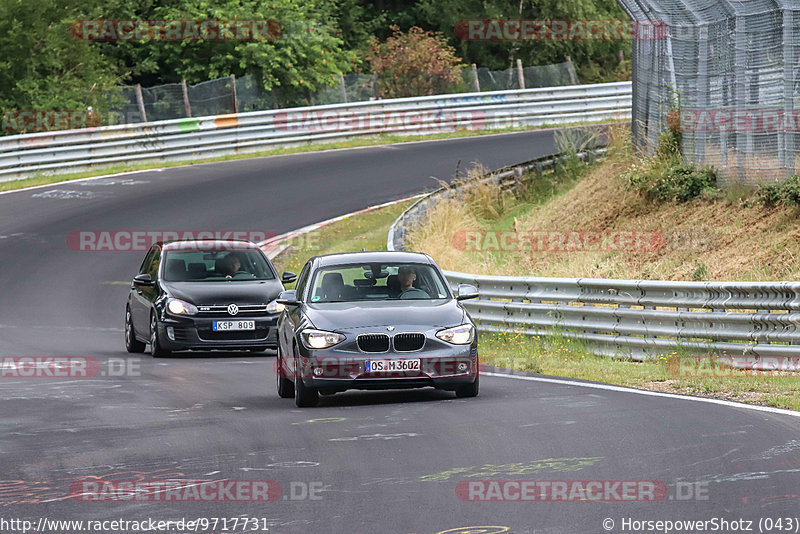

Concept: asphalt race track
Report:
left=2, top=130, right=800, bottom=534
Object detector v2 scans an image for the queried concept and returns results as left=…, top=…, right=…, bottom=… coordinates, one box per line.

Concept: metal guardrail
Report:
left=388, top=152, right=800, bottom=369
left=0, top=82, right=631, bottom=182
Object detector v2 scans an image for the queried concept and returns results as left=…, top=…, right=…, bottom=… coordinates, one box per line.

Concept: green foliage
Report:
left=757, top=175, right=800, bottom=207
left=626, top=159, right=717, bottom=202
left=0, top=0, right=359, bottom=113
left=366, top=25, right=463, bottom=98
left=0, top=0, right=123, bottom=114
left=625, top=127, right=717, bottom=202
left=414, top=0, right=631, bottom=83
left=115, top=0, right=357, bottom=105
left=1, top=0, right=637, bottom=117
left=690, top=262, right=708, bottom=281
left=656, top=127, right=682, bottom=160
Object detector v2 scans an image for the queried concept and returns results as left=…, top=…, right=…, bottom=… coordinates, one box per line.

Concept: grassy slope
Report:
left=408, top=129, right=800, bottom=281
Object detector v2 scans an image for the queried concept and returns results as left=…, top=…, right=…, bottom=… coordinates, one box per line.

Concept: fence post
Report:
left=134, top=83, right=147, bottom=123
left=181, top=79, right=192, bottom=118
left=230, top=74, right=239, bottom=113
left=339, top=74, right=348, bottom=103
left=471, top=63, right=480, bottom=92
left=565, top=56, right=578, bottom=85
left=516, top=59, right=525, bottom=89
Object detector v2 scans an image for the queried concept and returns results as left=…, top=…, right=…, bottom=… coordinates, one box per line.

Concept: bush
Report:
left=757, top=175, right=800, bottom=207
left=624, top=126, right=716, bottom=202
left=365, top=26, right=463, bottom=98
left=649, top=163, right=717, bottom=202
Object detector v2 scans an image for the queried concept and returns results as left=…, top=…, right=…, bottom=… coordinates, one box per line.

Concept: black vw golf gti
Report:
left=125, top=240, right=296, bottom=356
left=275, top=251, right=480, bottom=407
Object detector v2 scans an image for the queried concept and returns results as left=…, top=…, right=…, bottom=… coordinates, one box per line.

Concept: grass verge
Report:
left=482, top=331, right=800, bottom=411
left=269, top=191, right=800, bottom=413
left=270, top=199, right=415, bottom=276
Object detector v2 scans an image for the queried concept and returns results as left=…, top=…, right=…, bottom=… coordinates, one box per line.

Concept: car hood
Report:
left=162, top=279, right=284, bottom=306
left=304, top=300, right=466, bottom=332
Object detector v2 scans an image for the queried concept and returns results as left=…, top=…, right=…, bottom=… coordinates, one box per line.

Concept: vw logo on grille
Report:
left=227, top=304, right=239, bottom=316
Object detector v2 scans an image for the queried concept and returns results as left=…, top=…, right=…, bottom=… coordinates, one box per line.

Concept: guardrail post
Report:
left=134, top=83, right=147, bottom=123
left=181, top=79, right=192, bottom=118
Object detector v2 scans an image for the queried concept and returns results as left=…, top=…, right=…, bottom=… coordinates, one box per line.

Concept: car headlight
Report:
left=267, top=299, right=285, bottom=314
left=166, top=298, right=198, bottom=316
left=301, top=329, right=345, bottom=349
left=436, top=324, right=474, bottom=345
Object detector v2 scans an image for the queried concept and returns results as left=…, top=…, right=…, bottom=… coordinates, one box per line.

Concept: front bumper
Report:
left=158, top=313, right=279, bottom=351
left=292, top=338, right=478, bottom=392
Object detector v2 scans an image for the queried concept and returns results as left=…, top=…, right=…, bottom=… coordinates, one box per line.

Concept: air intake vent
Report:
left=358, top=333, right=390, bottom=352
left=393, top=333, right=425, bottom=352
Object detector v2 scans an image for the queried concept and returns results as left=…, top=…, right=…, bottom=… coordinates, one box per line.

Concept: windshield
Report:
left=162, top=250, right=275, bottom=281
left=308, top=262, right=449, bottom=303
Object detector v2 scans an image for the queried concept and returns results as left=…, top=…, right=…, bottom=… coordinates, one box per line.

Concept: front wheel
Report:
left=455, top=373, right=479, bottom=398
left=125, top=306, right=146, bottom=353
left=276, top=344, right=294, bottom=398
left=150, top=313, right=172, bottom=358
left=294, top=358, right=319, bottom=407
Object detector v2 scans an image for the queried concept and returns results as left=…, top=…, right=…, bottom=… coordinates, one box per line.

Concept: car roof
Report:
left=312, top=251, right=433, bottom=268
left=160, top=239, right=259, bottom=251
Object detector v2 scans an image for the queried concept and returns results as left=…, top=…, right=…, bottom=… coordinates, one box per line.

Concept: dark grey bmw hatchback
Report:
left=125, top=240, right=296, bottom=356
left=275, top=251, right=480, bottom=407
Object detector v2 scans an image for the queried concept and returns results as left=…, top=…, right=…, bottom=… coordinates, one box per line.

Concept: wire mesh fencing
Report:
left=106, top=60, right=579, bottom=126
left=616, top=0, right=800, bottom=185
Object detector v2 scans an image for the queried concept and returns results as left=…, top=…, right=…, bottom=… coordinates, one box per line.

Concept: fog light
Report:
left=313, top=367, right=324, bottom=376
left=167, top=327, right=175, bottom=341
left=457, top=362, right=469, bottom=372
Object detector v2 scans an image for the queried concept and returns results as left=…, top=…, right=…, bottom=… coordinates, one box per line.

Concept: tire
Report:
left=276, top=344, right=294, bottom=398
left=455, top=373, right=479, bottom=398
left=150, top=312, right=172, bottom=358
left=294, top=357, right=319, bottom=407
left=125, top=306, right=146, bottom=353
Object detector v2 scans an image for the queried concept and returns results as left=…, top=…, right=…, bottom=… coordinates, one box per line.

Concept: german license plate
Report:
left=365, top=359, right=420, bottom=372
left=213, top=320, right=255, bottom=331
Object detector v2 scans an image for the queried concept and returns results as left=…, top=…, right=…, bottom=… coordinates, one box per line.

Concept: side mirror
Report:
left=133, top=273, right=154, bottom=286
left=276, top=289, right=299, bottom=306
left=456, top=283, right=479, bottom=301
left=281, top=271, right=297, bottom=284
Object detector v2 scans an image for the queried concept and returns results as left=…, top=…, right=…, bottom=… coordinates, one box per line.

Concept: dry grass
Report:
left=407, top=127, right=800, bottom=281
